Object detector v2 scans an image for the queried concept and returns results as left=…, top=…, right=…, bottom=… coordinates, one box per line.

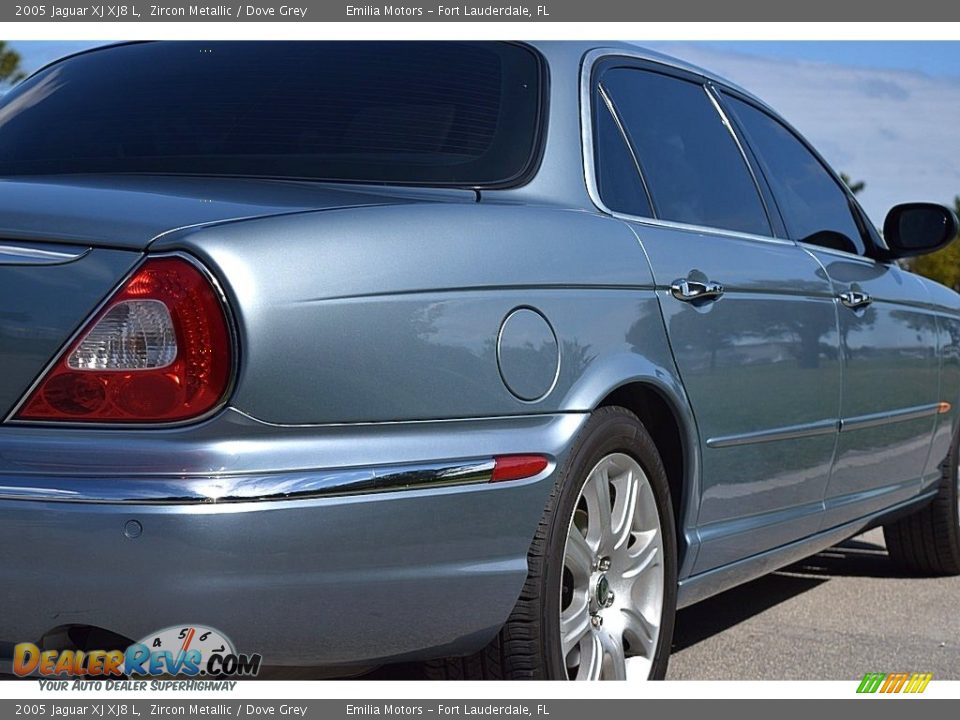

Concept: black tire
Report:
left=426, top=406, right=678, bottom=680
left=883, top=429, right=960, bottom=575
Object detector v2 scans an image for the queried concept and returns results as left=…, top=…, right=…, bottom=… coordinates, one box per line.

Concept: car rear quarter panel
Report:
left=153, top=203, right=689, bottom=428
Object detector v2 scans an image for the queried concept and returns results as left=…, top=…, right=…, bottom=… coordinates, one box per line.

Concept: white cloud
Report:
left=644, top=43, right=960, bottom=225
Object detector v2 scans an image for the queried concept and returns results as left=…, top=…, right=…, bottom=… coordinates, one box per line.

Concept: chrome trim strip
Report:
left=706, top=404, right=942, bottom=448
left=800, top=241, right=871, bottom=263
left=596, top=83, right=656, bottom=214
left=579, top=49, right=606, bottom=218
left=706, top=419, right=838, bottom=449
left=228, top=406, right=588, bottom=430
left=579, top=48, right=793, bottom=249
left=0, top=459, right=497, bottom=504
left=840, top=403, right=941, bottom=432
left=703, top=84, right=777, bottom=235
left=0, top=243, right=90, bottom=265
left=611, top=214, right=793, bottom=246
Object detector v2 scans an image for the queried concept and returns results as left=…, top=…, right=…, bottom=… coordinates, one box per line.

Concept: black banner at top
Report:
left=6, top=0, right=960, bottom=21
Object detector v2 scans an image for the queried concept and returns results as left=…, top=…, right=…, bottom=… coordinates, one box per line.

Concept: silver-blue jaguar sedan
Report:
left=0, top=40, right=958, bottom=681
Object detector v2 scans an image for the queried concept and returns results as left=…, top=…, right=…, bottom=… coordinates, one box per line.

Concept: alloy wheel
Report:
left=559, top=452, right=665, bottom=680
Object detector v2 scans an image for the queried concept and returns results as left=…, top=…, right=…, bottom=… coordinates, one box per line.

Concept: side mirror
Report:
left=882, top=203, right=959, bottom=259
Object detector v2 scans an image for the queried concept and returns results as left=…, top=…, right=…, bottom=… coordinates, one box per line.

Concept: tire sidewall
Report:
left=539, top=408, right=678, bottom=680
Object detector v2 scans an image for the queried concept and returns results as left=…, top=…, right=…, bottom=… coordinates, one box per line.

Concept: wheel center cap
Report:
left=595, top=575, right=611, bottom=607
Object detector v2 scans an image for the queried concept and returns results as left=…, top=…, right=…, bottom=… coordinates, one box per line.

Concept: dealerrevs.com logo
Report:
left=13, top=625, right=262, bottom=678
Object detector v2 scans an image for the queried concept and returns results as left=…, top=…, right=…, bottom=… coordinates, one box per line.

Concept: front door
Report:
left=719, top=90, right=940, bottom=529
left=810, top=250, right=939, bottom=527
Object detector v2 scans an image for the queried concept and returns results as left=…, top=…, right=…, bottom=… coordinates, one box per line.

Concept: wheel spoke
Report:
left=621, top=529, right=660, bottom=579
left=579, top=632, right=604, bottom=681
left=564, top=525, right=594, bottom=580
left=583, top=463, right=613, bottom=552
left=599, top=630, right=627, bottom=680
left=560, top=593, right=591, bottom=657
left=622, top=606, right=658, bottom=659
left=611, top=468, right=641, bottom=552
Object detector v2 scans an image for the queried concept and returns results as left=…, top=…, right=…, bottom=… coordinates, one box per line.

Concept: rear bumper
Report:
left=0, top=410, right=587, bottom=668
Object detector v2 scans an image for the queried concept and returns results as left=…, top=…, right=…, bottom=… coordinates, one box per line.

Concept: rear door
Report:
left=720, top=92, right=940, bottom=527
left=591, top=60, right=842, bottom=574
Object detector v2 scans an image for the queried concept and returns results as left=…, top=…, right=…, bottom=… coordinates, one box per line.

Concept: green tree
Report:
left=0, top=41, right=26, bottom=88
left=840, top=173, right=866, bottom=196
left=906, top=196, right=960, bottom=290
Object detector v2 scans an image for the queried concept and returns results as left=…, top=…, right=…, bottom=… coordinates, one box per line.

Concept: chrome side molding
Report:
left=0, top=459, right=497, bottom=504
left=706, top=403, right=943, bottom=449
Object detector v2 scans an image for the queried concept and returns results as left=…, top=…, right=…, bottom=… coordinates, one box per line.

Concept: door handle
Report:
left=670, top=278, right=724, bottom=303
left=839, top=290, right=873, bottom=310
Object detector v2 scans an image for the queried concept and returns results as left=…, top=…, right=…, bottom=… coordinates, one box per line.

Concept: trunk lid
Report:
left=0, top=175, right=428, bottom=248
left=0, top=175, right=466, bottom=419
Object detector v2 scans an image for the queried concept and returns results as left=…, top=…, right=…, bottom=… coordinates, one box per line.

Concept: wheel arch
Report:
left=575, top=369, right=702, bottom=580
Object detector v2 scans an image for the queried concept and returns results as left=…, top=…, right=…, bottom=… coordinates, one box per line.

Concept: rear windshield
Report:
left=0, top=41, right=544, bottom=187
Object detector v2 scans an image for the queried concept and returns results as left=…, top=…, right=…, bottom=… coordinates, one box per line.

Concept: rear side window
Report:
left=594, top=90, right=653, bottom=218
left=0, top=41, right=544, bottom=187
left=723, top=95, right=865, bottom=254
left=600, top=68, right=771, bottom=237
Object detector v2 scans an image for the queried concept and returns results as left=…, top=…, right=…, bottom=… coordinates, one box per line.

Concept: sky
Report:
left=4, top=40, right=960, bottom=225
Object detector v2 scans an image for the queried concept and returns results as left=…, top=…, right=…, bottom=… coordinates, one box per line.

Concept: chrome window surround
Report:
left=595, top=83, right=656, bottom=216
left=579, top=48, right=794, bottom=248
left=703, top=83, right=779, bottom=236
left=714, top=84, right=881, bottom=260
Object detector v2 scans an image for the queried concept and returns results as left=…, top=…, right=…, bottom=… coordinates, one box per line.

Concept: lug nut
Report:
left=597, top=557, right=611, bottom=571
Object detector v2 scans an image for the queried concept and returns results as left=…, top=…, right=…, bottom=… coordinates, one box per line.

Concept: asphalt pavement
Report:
left=666, top=527, right=960, bottom=680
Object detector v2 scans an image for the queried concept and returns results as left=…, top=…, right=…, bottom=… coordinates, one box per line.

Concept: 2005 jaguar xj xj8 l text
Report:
left=1, top=41, right=958, bottom=680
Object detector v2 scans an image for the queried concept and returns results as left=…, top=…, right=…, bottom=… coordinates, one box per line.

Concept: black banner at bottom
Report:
left=0, top=699, right=955, bottom=719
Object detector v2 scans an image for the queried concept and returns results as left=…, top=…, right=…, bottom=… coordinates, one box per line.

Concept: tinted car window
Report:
left=594, top=92, right=653, bottom=217
left=724, top=95, right=865, bottom=254
left=0, top=41, right=543, bottom=187
left=600, top=68, right=770, bottom=236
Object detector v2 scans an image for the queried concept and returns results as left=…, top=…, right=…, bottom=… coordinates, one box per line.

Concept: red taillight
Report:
left=16, top=256, right=232, bottom=423
left=491, top=455, right=549, bottom=482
